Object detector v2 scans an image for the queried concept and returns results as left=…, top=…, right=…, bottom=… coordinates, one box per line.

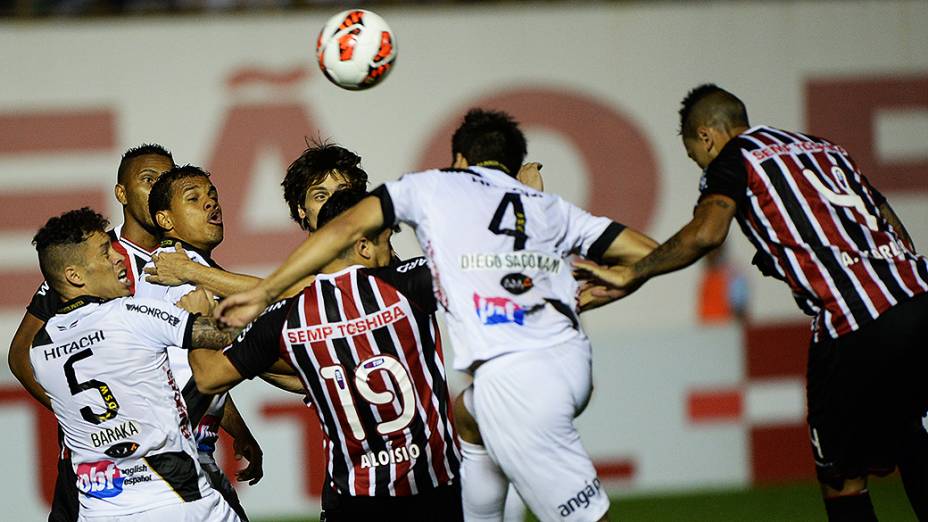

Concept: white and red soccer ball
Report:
left=316, top=9, right=397, bottom=91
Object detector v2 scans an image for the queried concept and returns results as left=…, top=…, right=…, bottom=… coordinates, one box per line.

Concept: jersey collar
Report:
left=159, top=238, right=221, bottom=268
left=58, top=295, right=106, bottom=314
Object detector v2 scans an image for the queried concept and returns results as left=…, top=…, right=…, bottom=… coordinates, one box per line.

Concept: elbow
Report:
left=692, top=225, right=727, bottom=252
left=194, top=375, right=226, bottom=395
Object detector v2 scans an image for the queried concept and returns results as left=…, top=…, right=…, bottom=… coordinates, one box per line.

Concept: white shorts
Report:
left=77, top=489, right=240, bottom=522
left=471, top=340, right=608, bottom=522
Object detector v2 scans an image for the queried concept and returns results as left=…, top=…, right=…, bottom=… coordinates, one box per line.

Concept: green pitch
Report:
left=256, top=476, right=914, bottom=522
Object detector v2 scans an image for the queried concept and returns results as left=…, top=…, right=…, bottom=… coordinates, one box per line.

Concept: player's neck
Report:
left=119, top=215, right=159, bottom=251
left=163, top=233, right=213, bottom=257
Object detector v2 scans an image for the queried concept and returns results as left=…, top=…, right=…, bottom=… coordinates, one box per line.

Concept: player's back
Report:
left=30, top=296, right=211, bottom=516
left=378, top=166, right=623, bottom=370
left=231, top=258, right=459, bottom=497
left=717, top=125, right=928, bottom=338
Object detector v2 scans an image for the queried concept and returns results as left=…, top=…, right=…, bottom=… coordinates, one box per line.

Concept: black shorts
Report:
left=807, top=292, right=928, bottom=488
left=320, top=480, right=463, bottom=522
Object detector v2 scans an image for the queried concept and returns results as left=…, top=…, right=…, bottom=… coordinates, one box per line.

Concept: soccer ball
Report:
left=316, top=9, right=397, bottom=91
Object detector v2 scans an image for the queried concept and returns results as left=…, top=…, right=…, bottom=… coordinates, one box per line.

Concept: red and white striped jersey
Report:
left=700, top=125, right=928, bottom=339
left=224, top=258, right=460, bottom=497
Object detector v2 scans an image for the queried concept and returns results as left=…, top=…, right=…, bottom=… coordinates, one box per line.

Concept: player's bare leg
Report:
left=819, top=477, right=876, bottom=521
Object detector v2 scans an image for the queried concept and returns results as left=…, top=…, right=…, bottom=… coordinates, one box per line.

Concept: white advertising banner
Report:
left=0, top=1, right=926, bottom=518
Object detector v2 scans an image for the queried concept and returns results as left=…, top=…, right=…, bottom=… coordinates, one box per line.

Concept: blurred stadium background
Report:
left=1, top=0, right=925, bottom=520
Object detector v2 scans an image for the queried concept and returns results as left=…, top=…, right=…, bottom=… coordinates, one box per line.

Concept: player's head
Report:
left=316, top=189, right=394, bottom=270
left=679, top=84, right=750, bottom=169
left=148, top=165, right=223, bottom=252
left=33, top=208, right=130, bottom=301
left=114, top=144, right=175, bottom=231
left=282, top=140, right=369, bottom=232
left=451, top=108, right=527, bottom=178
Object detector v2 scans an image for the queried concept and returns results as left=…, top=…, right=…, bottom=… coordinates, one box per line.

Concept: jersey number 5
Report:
left=489, top=193, right=528, bottom=250
left=319, top=355, right=417, bottom=441
left=64, top=349, right=120, bottom=425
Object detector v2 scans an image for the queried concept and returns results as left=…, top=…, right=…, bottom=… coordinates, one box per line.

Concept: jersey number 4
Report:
left=319, top=355, right=417, bottom=442
left=64, top=349, right=120, bottom=425
left=489, top=193, right=528, bottom=250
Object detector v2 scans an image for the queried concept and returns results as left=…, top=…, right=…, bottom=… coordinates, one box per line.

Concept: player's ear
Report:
left=63, top=265, right=84, bottom=287
left=356, top=237, right=373, bottom=261
left=452, top=153, right=469, bottom=169
left=155, top=210, right=173, bottom=233
left=114, top=184, right=128, bottom=206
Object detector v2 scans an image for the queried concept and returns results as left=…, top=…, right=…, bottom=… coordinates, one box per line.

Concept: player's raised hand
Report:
left=145, top=243, right=194, bottom=286
left=233, top=432, right=264, bottom=485
left=517, top=161, right=544, bottom=191
left=177, top=287, right=216, bottom=316
left=216, top=286, right=271, bottom=327
left=572, top=258, right=637, bottom=295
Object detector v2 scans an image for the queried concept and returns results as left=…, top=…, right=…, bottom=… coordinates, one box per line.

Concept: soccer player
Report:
left=189, top=189, right=462, bottom=521
left=143, top=141, right=369, bottom=294
left=217, top=109, right=658, bottom=522
left=574, top=84, right=928, bottom=522
left=28, top=208, right=241, bottom=521
left=8, top=144, right=174, bottom=522
left=134, top=165, right=262, bottom=520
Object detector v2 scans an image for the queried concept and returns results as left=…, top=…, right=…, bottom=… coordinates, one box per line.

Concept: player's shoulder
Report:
left=119, top=296, right=185, bottom=324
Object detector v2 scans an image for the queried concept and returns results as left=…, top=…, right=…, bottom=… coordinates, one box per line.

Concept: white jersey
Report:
left=30, top=296, right=214, bottom=516
left=374, top=166, right=623, bottom=370
left=135, top=239, right=228, bottom=455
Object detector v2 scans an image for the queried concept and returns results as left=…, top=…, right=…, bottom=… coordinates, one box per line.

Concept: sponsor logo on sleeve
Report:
left=76, top=460, right=124, bottom=499
left=395, top=257, right=427, bottom=273
left=125, top=303, right=180, bottom=326
left=500, top=273, right=534, bottom=295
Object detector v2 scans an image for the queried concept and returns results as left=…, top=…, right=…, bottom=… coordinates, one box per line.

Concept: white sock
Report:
left=461, top=439, right=508, bottom=522
left=503, top=483, right=527, bottom=522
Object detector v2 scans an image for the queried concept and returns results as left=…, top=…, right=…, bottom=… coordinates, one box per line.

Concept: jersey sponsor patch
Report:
left=124, top=302, right=181, bottom=326
left=76, top=460, right=125, bottom=499
left=500, top=273, right=534, bottom=295
left=460, top=251, right=563, bottom=274
left=474, top=293, right=528, bottom=326
left=285, top=302, right=407, bottom=343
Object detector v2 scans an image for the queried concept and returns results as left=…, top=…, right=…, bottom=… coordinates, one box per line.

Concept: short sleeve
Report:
left=223, top=298, right=293, bottom=380
left=26, top=281, right=59, bottom=322
left=699, top=138, right=749, bottom=206
left=372, top=172, right=433, bottom=227
left=367, top=257, right=436, bottom=313
left=121, top=297, right=193, bottom=350
left=560, top=200, right=626, bottom=264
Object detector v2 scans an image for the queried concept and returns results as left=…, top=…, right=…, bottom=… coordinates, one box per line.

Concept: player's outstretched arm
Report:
left=878, top=201, right=916, bottom=254
left=188, top=349, right=243, bottom=394
left=8, top=312, right=52, bottom=411
left=191, top=316, right=239, bottom=349
left=145, top=243, right=262, bottom=297
left=258, top=359, right=305, bottom=394
left=576, top=194, right=736, bottom=292
left=218, top=195, right=385, bottom=327
left=220, top=397, right=264, bottom=485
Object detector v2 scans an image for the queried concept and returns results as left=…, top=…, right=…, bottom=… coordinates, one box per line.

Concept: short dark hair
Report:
left=282, top=140, right=369, bottom=230
left=678, top=84, right=749, bottom=139
left=33, top=207, right=110, bottom=286
left=451, top=108, right=527, bottom=177
left=148, top=165, right=211, bottom=232
left=117, top=144, right=173, bottom=184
